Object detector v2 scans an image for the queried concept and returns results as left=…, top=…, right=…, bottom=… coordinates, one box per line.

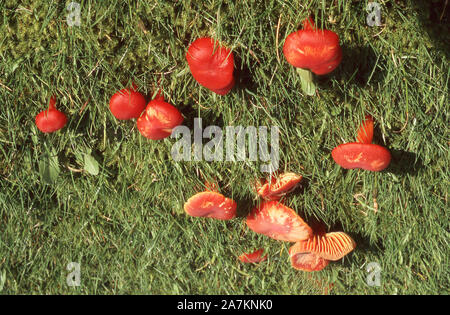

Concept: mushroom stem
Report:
left=154, top=89, right=165, bottom=102
left=296, top=68, right=316, bottom=96
left=48, top=96, right=57, bottom=111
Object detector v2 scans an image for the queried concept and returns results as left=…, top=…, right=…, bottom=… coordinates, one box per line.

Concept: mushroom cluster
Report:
left=31, top=11, right=397, bottom=281
left=248, top=172, right=355, bottom=271
left=183, top=173, right=356, bottom=272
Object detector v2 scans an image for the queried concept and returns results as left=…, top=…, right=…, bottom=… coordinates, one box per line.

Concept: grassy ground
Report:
left=0, top=0, right=448, bottom=294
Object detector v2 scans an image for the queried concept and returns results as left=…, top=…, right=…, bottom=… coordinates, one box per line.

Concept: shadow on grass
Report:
left=318, top=44, right=387, bottom=88
left=234, top=196, right=256, bottom=218
left=369, top=127, right=424, bottom=176
left=412, top=0, right=449, bottom=60
left=233, top=54, right=258, bottom=94
left=387, top=149, right=424, bottom=176
left=325, top=221, right=385, bottom=264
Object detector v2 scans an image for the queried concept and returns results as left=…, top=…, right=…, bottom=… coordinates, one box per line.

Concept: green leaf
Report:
left=39, top=153, right=60, bottom=184
left=297, top=68, right=316, bottom=96
left=84, top=153, right=99, bottom=175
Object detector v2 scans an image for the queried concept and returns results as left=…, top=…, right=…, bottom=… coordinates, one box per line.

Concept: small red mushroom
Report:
left=186, top=37, right=235, bottom=95
left=238, top=249, right=268, bottom=263
left=283, top=17, right=342, bottom=95
left=256, top=172, right=303, bottom=201
left=35, top=96, right=67, bottom=133
left=109, top=85, right=146, bottom=120
left=246, top=201, right=312, bottom=242
left=184, top=191, right=237, bottom=220
left=283, top=17, right=342, bottom=75
left=332, top=115, right=391, bottom=171
left=136, top=93, right=183, bottom=140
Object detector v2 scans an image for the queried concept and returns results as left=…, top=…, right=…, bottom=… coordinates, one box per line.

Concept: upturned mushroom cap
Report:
left=184, top=191, right=237, bottom=220
left=109, top=87, right=147, bottom=120
left=238, top=249, right=267, bottom=263
left=283, top=17, right=342, bottom=75
left=332, top=115, right=391, bottom=171
left=186, top=37, right=235, bottom=94
left=246, top=201, right=312, bottom=242
left=289, top=242, right=330, bottom=271
left=137, top=97, right=183, bottom=140
left=35, top=97, right=67, bottom=133
left=256, top=172, right=303, bottom=200
left=295, top=232, right=356, bottom=261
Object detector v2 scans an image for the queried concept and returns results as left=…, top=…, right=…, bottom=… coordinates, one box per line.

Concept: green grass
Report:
left=0, top=0, right=448, bottom=294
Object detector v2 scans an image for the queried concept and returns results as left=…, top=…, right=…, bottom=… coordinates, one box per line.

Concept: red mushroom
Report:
left=35, top=96, right=67, bottom=133
left=289, top=231, right=356, bottom=271
left=109, top=85, right=146, bottom=120
left=238, top=249, right=268, bottom=263
left=186, top=37, right=235, bottom=95
left=289, top=241, right=330, bottom=272
left=283, top=17, right=342, bottom=95
left=256, top=172, right=303, bottom=201
left=184, top=191, right=237, bottom=220
left=137, top=93, right=183, bottom=140
left=293, top=232, right=356, bottom=261
left=332, top=115, right=391, bottom=171
left=246, top=201, right=312, bottom=242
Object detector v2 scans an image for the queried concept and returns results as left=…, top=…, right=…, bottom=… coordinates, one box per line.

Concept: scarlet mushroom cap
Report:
left=137, top=95, right=183, bottom=140
left=332, top=116, right=391, bottom=171
left=109, top=87, right=146, bottom=120
left=35, top=96, right=67, bottom=133
left=283, top=17, right=342, bottom=75
left=289, top=241, right=330, bottom=272
left=238, top=249, right=268, bottom=263
left=246, top=201, right=312, bottom=242
left=256, top=172, right=303, bottom=200
left=332, top=143, right=391, bottom=172
left=184, top=191, right=237, bottom=220
left=186, top=37, right=235, bottom=95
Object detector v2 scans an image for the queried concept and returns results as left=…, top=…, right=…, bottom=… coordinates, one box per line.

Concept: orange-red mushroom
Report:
left=35, top=96, right=67, bottom=133
left=246, top=201, right=312, bottom=242
left=289, top=231, right=355, bottom=271
left=283, top=16, right=342, bottom=95
left=109, top=85, right=146, bottom=120
left=186, top=37, right=235, bottom=95
left=137, top=93, right=183, bottom=140
left=332, top=115, right=391, bottom=171
left=256, top=172, right=303, bottom=200
left=298, top=232, right=356, bottom=261
left=184, top=191, right=237, bottom=220
left=283, top=17, right=342, bottom=76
